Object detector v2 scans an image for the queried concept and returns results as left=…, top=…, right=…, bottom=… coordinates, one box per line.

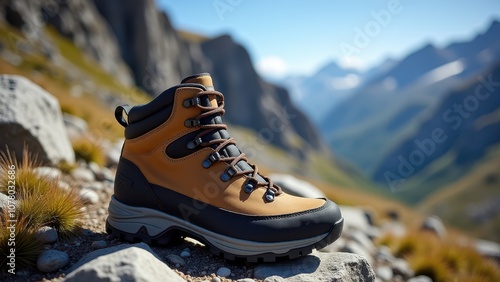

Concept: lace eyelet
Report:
left=221, top=166, right=237, bottom=182
left=265, top=189, right=276, bottom=202
left=183, top=97, right=200, bottom=108
left=184, top=118, right=200, bottom=128
left=202, top=152, right=221, bottom=168
left=187, top=137, right=203, bottom=149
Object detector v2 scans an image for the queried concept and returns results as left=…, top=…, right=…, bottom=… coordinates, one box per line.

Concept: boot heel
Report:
left=106, top=196, right=178, bottom=245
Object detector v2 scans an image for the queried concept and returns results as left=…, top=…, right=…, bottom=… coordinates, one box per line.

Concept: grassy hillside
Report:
left=418, top=145, right=500, bottom=242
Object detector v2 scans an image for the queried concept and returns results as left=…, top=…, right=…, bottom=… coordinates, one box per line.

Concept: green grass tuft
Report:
left=73, top=138, right=106, bottom=167
left=0, top=148, right=85, bottom=269
left=0, top=215, right=42, bottom=271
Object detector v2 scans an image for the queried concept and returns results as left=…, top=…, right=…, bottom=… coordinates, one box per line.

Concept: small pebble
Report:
left=91, top=240, right=107, bottom=250
left=82, top=229, right=95, bottom=237
left=97, top=208, right=106, bottom=215
left=237, top=279, right=256, bottom=282
left=34, top=167, right=62, bottom=180
left=216, top=267, right=231, bottom=277
left=79, top=188, right=99, bottom=204
left=180, top=250, right=191, bottom=257
left=58, top=181, right=70, bottom=190
left=71, top=167, right=95, bottom=182
left=37, top=250, right=69, bottom=272
left=35, top=226, right=58, bottom=244
left=211, top=278, right=222, bottom=282
left=74, top=242, right=81, bottom=247
left=165, top=254, right=186, bottom=267
left=201, top=271, right=207, bottom=275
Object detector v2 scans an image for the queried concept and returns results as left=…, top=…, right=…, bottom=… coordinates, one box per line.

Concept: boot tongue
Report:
left=181, top=74, right=266, bottom=183
left=181, top=73, right=217, bottom=107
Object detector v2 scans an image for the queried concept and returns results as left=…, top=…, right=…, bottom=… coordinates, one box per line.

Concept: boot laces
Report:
left=185, top=90, right=282, bottom=202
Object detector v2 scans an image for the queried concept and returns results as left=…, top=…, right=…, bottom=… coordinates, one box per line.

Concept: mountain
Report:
left=0, top=0, right=345, bottom=181
left=282, top=62, right=364, bottom=123
left=320, top=20, right=500, bottom=175
left=374, top=61, right=500, bottom=201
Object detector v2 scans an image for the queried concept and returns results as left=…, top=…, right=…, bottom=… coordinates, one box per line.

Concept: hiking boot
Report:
left=106, top=73, right=343, bottom=262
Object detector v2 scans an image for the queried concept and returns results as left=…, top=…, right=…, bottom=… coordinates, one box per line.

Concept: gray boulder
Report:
left=270, top=174, right=326, bottom=198
left=0, top=75, right=75, bottom=165
left=64, top=243, right=185, bottom=282
left=253, top=251, right=375, bottom=282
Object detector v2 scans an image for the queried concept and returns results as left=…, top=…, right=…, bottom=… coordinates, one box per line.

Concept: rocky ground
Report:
left=1, top=158, right=431, bottom=282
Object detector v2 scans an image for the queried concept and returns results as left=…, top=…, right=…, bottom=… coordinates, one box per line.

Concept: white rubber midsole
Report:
left=107, top=196, right=329, bottom=256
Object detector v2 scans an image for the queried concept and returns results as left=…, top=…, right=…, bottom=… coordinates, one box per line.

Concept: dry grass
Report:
left=0, top=215, right=42, bottom=270
left=0, top=148, right=85, bottom=269
left=377, top=231, right=500, bottom=282
left=72, top=137, right=106, bottom=167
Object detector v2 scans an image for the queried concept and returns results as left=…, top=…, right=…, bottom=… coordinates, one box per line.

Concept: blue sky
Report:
left=156, top=0, right=500, bottom=79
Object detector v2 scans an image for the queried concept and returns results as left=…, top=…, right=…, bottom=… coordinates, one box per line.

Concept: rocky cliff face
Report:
left=198, top=35, right=327, bottom=155
left=0, top=0, right=325, bottom=155
left=92, top=0, right=194, bottom=95
left=0, top=0, right=133, bottom=86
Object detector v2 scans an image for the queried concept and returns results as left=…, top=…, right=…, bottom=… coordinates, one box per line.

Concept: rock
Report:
left=269, top=174, right=325, bottom=198
left=91, top=240, right=107, bottom=250
left=58, top=181, right=71, bottom=190
left=340, top=206, right=371, bottom=232
left=253, top=251, right=375, bottom=281
left=381, top=221, right=406, bottom=237
left=420, top=216, right=447, bottom=238
left=66, top=243, right=156, bottom=272
left=165, top=254, right=186, bottom=267
left=0, top=75, right=75, bottom=165
left=363, top=209, right=376, bottom=226
left=365, top=226, right=382, bottom=241
left=349, top=230, right=376, bottom=253
left=33, top=167, right=62, bottom=180
left=0, top=192, right=14, bottom=212
left=72, top=167, right=95, bottom=182
left=392, top=258, right=414, bottom=279
left=105, top=139, right=124, bottom=166
left=340, top=241, right=374, bottom=266
left=375, top=246, right=394, bottom=264
left=211, top=277, right=222, bottom=282
left=407, top=275, right=433, bottom=282
left=216, top=267, right=231, bottom=277
left=63, top=113, right=88, bottom=140
left=263, top=278, right=284, bottom=282
left=64, top=243, right=184, bottom=282
left=88, top=161, right=101, bottom=176
left=375, top=266, right=393, bottom=281
left=98, top=167, right=115, bottom=182
left=37, top=250, right=69, bottom=272
left=237, top=279, right=256, bottom=282
left=85, top=182, right=105, bottom=191
left=79, top=188, right=99, bottom=204
left=180, top=250, right=190, bottom=258
left=474, top=239, right=500, bottom=262
left=81, top=229, right=95, bottom=237
left=35, top=226, right=58, bottom=244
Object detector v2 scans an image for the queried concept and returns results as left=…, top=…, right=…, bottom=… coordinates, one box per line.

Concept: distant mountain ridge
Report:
left=317, top=20, right=500, bottom=172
